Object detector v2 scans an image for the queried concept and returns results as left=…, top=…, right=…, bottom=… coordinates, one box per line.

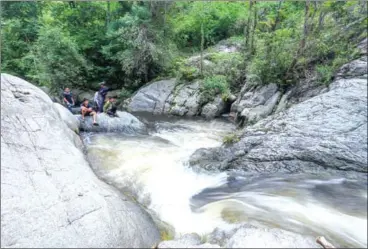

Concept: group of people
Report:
left=62, top=82, right=118, bottom=126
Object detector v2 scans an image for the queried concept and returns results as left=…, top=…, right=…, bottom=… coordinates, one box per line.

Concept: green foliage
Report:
left=102, top=4, right=170, bottom=91
left=202, top=75, right=229, bottom=95
left=160, top=230, right=174, bottom=241
left=118, top=88, right=133, bottom=100
left=1, top=0, right=366, bottom=95
left=30, top=26, right=90, bottom=92
left=223, top=133, right=240, bottom=145
left=169, top=2, right=247, bottom=49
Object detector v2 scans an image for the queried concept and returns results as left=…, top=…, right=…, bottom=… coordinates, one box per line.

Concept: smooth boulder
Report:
left=231, top=83, right=282, bottom=125
left=53, top=103, right=80, bottom=133
left=76, top=111, right=148, bottom=134
left=190, top=74, right=368, bottom=173
left=128, top=78, right=176, bottom=114
left=1, top=73, right=160, bottom=248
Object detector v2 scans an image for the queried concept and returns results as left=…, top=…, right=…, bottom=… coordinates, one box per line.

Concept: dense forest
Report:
left=1, top=1, right=367, bottom=99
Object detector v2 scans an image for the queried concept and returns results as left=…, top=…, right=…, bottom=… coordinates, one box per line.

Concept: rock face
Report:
left=1, top=73, right=160, bottom=248
left=128, top=78, right=177, bottom=114
left=77, top=90, right=95, bottom=103
left=76, top=111, right=148, bottom=134
left=163, top=81, right=202, bottom=117
left=128, top=79, right=227, bottom=118
left=201, top=96, right=226, bottom=119
left=224, top=225, right=316, bottom=248
left=158, top=233, right=221, bottom=248
left=157, top=225, right=316, bottom=248
left=231, top=83, right=282, bottom=125
left=190, top=66, right=368, bottom=173
left=53, top=103, right=80, bottom=133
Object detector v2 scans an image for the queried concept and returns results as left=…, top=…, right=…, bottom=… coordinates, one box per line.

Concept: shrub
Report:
left=202, top=75, right=229, bottom=95
left=223, top=133, right=240, bottom=145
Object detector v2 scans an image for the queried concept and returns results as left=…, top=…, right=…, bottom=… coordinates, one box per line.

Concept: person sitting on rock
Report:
left=103, top=96, right=118, bottom=117
left=63, top=87, right=74, bottom=113
left=80, top=98, right=99, bottom=126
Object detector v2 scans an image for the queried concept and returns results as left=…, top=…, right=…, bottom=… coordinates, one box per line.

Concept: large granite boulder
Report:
left=190, top=75, right=368, bottom=174
left=1, top=73, right=160, bottom=248
left=164, top=81, right=202, bottom=117
left=76, top=111, right=148, bottom=134
left=224, top=225, right=316, bottom=248
left=158, top=233, right=221, bottom=248
left=201, top=96, right=226, bottom=119
left=231, top=83, right=282, bottom=125
left=128, top=78, right=176, bottom=114
left=53, top=103, right=80, bottom=133
left=77, top=90, right=95, bottom=103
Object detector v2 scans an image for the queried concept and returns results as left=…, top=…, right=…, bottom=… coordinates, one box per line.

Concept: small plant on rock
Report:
left=223, top=132, right=240, bottom=145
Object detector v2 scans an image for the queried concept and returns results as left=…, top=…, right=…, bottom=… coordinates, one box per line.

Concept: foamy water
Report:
left=82, top=119, right=367, bottom=248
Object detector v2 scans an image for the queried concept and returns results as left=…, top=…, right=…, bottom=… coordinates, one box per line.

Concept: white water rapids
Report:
left=82, top=118, right=367, bottom=248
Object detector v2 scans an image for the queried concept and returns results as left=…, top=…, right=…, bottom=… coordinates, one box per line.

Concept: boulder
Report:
left=232, top=83, right=282, bottom=125
left=190, top=76, right=368, bottom=174
left=39, top=86, right=63, bottom=104
left=53, top=103, right=80, bottom=133
left=1, top=73, right=160, bottom=248
left=158, top=233, right=221, bottom=248
left=201, top=96, right=226, bottom=119
left=164, top=81, right=202, bottom=117
left=106, top=89, right=121, bottom=98
left=128, top=78, right=176, bottom=114
left=224, top=225, right=316, bottom=248
left=76, top=111, right=148, bottom=134
left=335, top=56, right=368, bottom=80
left=77, top=90, right=95, bottom=103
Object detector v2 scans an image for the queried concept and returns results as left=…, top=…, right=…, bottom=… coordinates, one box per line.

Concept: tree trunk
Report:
left=200, top=21, right=204, bottom=76
left=250, top=1, right=257, bottom=55
left=285, top=0, right=310, bottom=78
left=106, top=1, right=111, bottom=29
left=317, top=10, right=326, bottom=32
left=163, top=1, right=167, bottom=38
left=245, top=1, right=253, bottom=50
left=271, top=0, right=283, bottom=32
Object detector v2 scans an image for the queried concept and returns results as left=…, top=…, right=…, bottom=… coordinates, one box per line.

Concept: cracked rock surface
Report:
left=1, top=73, right=160, bottom=248
left=189, top=73, right=368, bottom=174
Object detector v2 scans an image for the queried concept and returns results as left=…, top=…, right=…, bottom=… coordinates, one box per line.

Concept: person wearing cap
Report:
left=80, top=98, right=99, bottom=126
left=97, top=81, right=109, bottom=113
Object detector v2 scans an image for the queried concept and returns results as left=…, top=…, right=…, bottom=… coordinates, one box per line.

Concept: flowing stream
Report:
left=82, top=117, right=367, bottom=248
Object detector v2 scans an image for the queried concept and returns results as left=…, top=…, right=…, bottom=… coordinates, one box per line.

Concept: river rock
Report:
left=128, top=78, right=176, bottom=114
left=164, top=81, right=202, bottom=117
left=231, top=83, right=282, bottom=125
left=77, top=90, right=95, bottom=103
left=190, top=75, right=368, bottom=173
left=225, top=225, right=317, bottom=248
left=53, top=103, right=80, bottom=133
left=1, top=73, right=160, bottom=248
left=76, top=111, right=148, bottom=134
left=336, top=56, right=368, bottom=80
left=201, top=96, right=226, bottom=119
left=158, top=233, right=221, bottom=248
